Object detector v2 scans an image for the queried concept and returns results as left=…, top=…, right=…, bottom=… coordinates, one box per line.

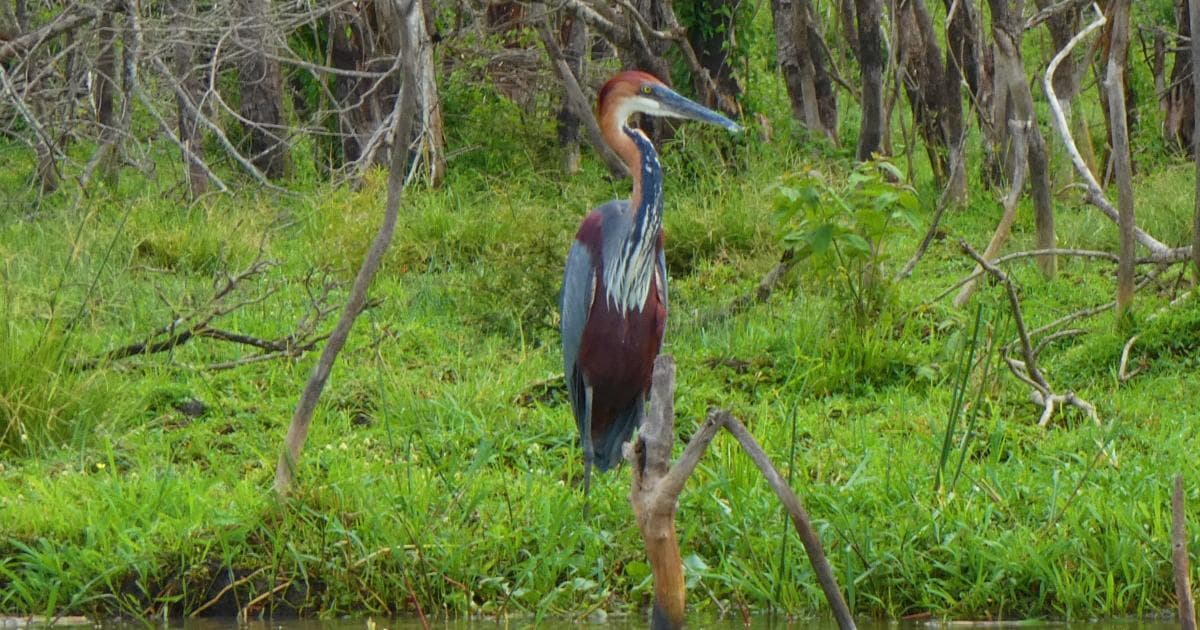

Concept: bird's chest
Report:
left=577, top=267, right=666, bottom=397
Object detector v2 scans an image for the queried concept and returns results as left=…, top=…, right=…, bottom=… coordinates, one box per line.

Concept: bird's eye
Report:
left=641, top=85, right=652, bottom=95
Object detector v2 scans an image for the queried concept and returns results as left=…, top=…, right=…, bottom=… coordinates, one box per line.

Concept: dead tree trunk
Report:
left=942, top=0, right=984, bottom=203
left=535, top=9, right=629, bottom=178
left=1168, top=0, right=1196, bottom=153
left=341, top=0, right=445, bottom=186
left=1106, top=0, right=1135, bottom=318
left=771, top=0, right=837, bottom=141
left=1192, top=0, right=1200, bottom=275
left=938, top=0, right=966, bottom=204
left=1034, top=0, right=1091, bottom=183
left=397, top=0, right=445, bottom=187
left=169, top=0, right=207, bottom=197
left=987, top=0, right=1057, bottom=278
left=855, top=0, right=884, bottom=159
left=328, top=4, right=384, bottom=168
left=944, top=0, right=995, bottom=183
left=115, top=0, right=138, bottom=179
left=896, top=0, right=954, bottom=185
left=93, top=9, right=118, bottom=185
left=557, top=13, right=588, bottom=173
left=1036, top=0, right=1084, bottom=119
left=683, top=0, right=743, bottom=118
left=807, top=19, right=839, bottom=139
left=1174, top=475, right=1197, bottom=630
left=19, top=14, right=66, bottom=195
left=234, top=0, right=291, bottom=179
left=838, top=0, right=859, bottom=63
left=1097, top=0, right=1136, bottom=179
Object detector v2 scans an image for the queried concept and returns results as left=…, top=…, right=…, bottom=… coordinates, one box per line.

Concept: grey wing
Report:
left=560, top=241, right=596, bottom=432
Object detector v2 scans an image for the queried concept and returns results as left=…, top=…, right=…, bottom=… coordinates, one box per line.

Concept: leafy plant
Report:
left=773, top=159, right=919, bottom=324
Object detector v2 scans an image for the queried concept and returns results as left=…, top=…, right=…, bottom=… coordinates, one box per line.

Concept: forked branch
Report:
left=959, top=241, right=1104, bottom=433
left=627, top=355, right=854, bottom=630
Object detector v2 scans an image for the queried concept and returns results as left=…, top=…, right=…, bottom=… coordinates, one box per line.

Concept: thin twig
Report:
left=929, top=248, right=1126, bottom=305
left=720, top=411, right=856, bottom=630
left=238, top=579, right=293, bottom=621
left=1032, top=328, right=1086, bottom=360
left=190, top=568, right=268, bottom=618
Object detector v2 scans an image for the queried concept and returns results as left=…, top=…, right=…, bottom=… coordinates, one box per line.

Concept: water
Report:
left=2, top=617, right=1185, bottom=630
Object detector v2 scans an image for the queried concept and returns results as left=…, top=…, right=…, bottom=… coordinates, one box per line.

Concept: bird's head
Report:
left=598, top=71, right=742, bottom=134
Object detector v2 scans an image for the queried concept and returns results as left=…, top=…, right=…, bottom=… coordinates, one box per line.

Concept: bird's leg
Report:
left=582, top=385, right=595, bottom=518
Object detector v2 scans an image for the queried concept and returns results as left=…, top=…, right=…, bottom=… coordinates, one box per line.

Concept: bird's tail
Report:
left=591, top=401, right=644, bottom=472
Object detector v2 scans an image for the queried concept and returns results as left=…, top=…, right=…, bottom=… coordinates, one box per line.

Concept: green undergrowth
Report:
left=2, top=81, right=1200, bottom=626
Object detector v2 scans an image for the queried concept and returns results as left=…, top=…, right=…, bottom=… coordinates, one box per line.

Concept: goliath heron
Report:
left=560, top=71, right=741, bottom=501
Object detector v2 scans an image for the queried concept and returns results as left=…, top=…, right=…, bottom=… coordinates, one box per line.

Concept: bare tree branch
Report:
left=954, top=120, right=1030, bottom=307
left=73, top=253, right=342, bottom=371
left=274, top=2, right=421, bottom=491
left=960, top=240, right=1107, bottom=437
left=533, top=11, right=628, bottom=178
left=0, top=4, right=99, bottom=62
left=1025, top=0, right=1093, bottom=32
left=1044, top=4, right=1191, bottom=259
left=1117, top=334, right=1141, bottom=382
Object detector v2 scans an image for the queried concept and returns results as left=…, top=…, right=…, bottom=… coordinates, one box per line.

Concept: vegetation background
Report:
left=0, top=0, right=1198, bottom=624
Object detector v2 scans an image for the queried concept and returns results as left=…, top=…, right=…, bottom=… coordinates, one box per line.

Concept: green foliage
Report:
left=5, top=6, right=1200, bottom=624
left=0, top=322, right=107, bottom=453
left=773, top=159, right=919, bottom=323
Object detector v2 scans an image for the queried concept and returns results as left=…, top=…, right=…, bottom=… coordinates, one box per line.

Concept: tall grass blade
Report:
left=949, top=306, right=1007, bottom=493
left=935, top=302, right=984, bottom=493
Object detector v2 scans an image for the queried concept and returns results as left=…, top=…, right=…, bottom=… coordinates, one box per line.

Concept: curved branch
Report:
left=1043, top=4, right=1188, bottom=257
left=274, top=23, right=420, bottom=492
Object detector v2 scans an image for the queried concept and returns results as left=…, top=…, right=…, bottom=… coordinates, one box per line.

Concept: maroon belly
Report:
left=577, top=276, right=666, bottom=439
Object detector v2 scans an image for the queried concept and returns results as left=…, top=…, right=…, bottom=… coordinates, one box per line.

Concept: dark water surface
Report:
left=0, top=616, right=1184, bottom=630
left=74, top=618, right=1186, bottom=630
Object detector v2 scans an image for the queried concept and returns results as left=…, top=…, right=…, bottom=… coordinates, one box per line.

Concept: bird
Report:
left=559, top=70, right=741, bottom=504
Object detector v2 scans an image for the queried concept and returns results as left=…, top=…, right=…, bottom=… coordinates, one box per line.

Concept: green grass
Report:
left=2, top=41, right=1200, bottom=625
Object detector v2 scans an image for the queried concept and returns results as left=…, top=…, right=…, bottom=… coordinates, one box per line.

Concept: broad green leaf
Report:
left=841, top=233, right=872, bottom=254
left=877, top=160, right=905, bottom=181
left=808, top=223, right=834, bottom=254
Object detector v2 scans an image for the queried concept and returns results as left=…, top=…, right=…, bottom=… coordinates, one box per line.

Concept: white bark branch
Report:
left=1043, top=4, right=1189, bottom=258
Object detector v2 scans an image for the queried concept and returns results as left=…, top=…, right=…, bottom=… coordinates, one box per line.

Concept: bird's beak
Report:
left=653, top=86, right=743, bottom=133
